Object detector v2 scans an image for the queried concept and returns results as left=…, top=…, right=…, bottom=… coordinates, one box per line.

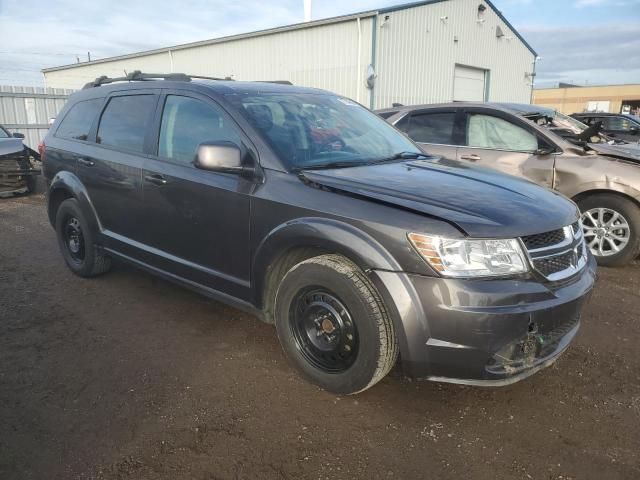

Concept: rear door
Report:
left=393, top=108, right=461, bottom=159
left=456, top=108, right=555, bottom=188
left=140, top=90, right=255, bottom=299
left=77, top=91, right=158, bottom=245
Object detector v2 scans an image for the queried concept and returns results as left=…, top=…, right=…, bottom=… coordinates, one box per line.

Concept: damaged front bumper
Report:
left=370, top=253, right=597, bottom=386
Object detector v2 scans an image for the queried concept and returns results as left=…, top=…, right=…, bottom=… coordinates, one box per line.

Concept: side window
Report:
left=97, top=95, right=156, bottom=152
left=408, top=112, right=456, bottom=144
left=393, top=114, right=410, bottom=132
left=158, top=95, right=243, bottom=165
left=466, top=114, right=538, bottom=152
left=55, top=98, right=102, bottom=141
left=604, top=117, right=633, bottom=131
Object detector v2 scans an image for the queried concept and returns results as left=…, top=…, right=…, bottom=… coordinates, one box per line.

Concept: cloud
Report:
left=521, top=23, right=640, bottom=86
left=574, top=0, right=640, bottom=7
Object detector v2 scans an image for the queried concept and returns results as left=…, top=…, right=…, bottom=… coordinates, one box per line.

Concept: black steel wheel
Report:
left=54, top=198, right=111, bottom=277
left=290, top=288, right=359, bottom=373
left=275, top=254, right=398, bottom=395
left=63, top=216, right=85, bottom=264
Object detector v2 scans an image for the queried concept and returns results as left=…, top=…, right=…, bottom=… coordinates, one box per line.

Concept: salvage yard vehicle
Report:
left=43, top=72, right=596, bottom=394
left=571, top=112, right=640, bottom=143
left=378, top=102, right=640, bottom=267
left=0, top=124, right=40, bottom=197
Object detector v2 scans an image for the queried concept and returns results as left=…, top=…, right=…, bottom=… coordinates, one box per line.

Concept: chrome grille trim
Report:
left=521, top=222, right=587, bottom=281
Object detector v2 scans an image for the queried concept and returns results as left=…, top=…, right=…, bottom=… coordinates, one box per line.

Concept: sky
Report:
left=0, top=0, right=639, bottom=88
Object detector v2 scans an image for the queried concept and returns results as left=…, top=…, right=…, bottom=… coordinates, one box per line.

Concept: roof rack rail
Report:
left=81, top=70, right=231, bottom=89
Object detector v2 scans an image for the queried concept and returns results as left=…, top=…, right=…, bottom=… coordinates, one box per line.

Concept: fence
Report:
left=0, top=85, right=74, bottom=149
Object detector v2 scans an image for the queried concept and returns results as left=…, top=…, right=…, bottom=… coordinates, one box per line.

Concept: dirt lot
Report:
left=1, top=194, right=639, bottom=480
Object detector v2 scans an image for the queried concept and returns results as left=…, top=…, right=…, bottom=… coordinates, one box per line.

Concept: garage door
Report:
left=453, top=65, right=486, bottom=102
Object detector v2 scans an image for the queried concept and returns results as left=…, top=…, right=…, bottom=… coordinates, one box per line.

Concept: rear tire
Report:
left=577, top=193, right=640, bottom=267
left=55, top=198, right=111, bottom=277
left=274, top=254, right=398, bottom=394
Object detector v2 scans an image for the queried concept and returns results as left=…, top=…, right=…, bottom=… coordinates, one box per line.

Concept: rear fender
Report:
left=48, top=170, right=101, bottom=236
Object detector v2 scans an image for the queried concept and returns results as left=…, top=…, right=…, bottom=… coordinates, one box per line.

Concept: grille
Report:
left=521, top=228, right=566, bottom=250
left=532, top=250, right=575, bottom=277
left=521, top=222, right=586, bottom=281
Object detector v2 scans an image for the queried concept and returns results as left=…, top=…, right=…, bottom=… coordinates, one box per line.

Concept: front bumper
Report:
left=370, top=253, right=597, bottom=385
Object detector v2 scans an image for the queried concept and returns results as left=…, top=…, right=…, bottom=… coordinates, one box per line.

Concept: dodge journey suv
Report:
left=43, top=72, right=596, bottom=394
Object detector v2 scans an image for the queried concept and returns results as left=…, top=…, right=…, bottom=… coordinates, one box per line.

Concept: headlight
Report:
left=408, top=233, right=529, bottom=278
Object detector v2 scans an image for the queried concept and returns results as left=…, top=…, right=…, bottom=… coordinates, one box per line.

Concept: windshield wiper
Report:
left=369, top=151, right=429, bottom=164
left=297, top=152, right=428, bottom=171
left=299, top=160, right=371, bottom=171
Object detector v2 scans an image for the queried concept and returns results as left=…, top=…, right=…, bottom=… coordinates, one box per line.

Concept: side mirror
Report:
left=194, top=141, right=245, bottom=173
left=12, top=132, right=25, bottom=139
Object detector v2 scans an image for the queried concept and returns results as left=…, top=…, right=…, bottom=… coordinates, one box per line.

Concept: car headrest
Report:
left=246, top=104, right=274, bottom=131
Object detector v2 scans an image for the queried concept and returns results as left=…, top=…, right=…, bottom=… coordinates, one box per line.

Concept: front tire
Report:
left=274, top=254, right=398, bottom=394
left=578, top=193, right=640, bottom=267
left=55, top=198, right=112, bottom=277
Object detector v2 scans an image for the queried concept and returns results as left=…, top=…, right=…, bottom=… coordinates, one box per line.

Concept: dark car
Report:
left=0, top=125, right=40, bottom=197
left=377, top=102, right=640, bottom=267
left=42, top=73, right=596, bottom=394
left=571, top=113, right=640, bottom=143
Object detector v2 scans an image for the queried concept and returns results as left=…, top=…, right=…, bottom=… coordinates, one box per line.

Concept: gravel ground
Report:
left=1, top=194, right=639, bottom=480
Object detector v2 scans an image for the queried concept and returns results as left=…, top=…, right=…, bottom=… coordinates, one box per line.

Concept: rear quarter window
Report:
left=55, top=98, right=103, bottom=141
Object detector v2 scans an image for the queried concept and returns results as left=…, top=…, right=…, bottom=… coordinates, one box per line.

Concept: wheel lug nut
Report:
left=344, top=345, right=351, bottom=352
left=346, top=334, right=353, bottom=340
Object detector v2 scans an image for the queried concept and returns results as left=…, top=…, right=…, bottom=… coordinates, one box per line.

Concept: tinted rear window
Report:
left=408, top=112, right=456, bottom=144
left=56, top=98, right=102, bottom=141
left=97, top=95, right=156, bottom=152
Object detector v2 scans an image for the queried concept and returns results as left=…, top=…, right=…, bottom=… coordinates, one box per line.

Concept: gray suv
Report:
left=378, top=103, right=640, bottom=267
left=42, top=73, right=596, bottom=394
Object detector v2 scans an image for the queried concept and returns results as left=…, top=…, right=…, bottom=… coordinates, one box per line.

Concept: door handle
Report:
left=144, top=174, right=168, bottom=186
left=460, top=154, right=481, bottom=161
left=78, top=158, right=95, bottom=167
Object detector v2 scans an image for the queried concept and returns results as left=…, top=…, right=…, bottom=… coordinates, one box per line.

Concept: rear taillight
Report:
left=38, top=141, right=46, bottom=163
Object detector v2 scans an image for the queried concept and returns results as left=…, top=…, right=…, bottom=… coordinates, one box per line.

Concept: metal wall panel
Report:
left=0, top=85, right=74, bottom=148
left=373, top=0, right=535, bottom=108
left=42, top=0, right=535, bottom=110
left=43, top=20, right=374, bottom=105
left=42, top=52, right=174, bottom=91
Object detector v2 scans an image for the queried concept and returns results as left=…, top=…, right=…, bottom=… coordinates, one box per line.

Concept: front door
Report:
left=456, top=111, right=555, bottom=189
left=141, top=91, right=255, bottom=300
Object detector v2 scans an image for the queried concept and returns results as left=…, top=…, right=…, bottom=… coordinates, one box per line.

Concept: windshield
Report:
left=230, top=93, right=421, bottom=169
left=0, top=127, right=10, bottom=138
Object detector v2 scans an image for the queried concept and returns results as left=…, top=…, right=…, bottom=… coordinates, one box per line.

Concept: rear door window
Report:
left=55, top=98, right=103, bottom=141
left=466, top=114, right=538, bottom=152
left=604, top=116, right=634, bottom=132
left=407, top=112, right=456, bottom=144
left=97, top=95, right=157, bottom=152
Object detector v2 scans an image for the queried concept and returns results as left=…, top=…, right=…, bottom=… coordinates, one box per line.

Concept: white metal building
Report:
left=42, top=0, right=537, bottom=109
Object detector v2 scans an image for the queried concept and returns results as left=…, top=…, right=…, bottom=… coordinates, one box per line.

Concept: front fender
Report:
left=48, top=170, right=101, bottom=236
left=252, top=218, right=403, bottom=288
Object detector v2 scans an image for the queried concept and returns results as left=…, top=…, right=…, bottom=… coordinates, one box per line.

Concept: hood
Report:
left=0, top=138, right=25, bottom=157
left=587, top=142, right=640, bottom=162
left=301, top=157, right=579, bottom=238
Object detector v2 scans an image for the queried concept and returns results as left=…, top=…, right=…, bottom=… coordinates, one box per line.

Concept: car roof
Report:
left=572, top=112, right=625, bottom=117
left=375, top=102, right=556, bottom=117
left=70, top=78, right=331, bottom=101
